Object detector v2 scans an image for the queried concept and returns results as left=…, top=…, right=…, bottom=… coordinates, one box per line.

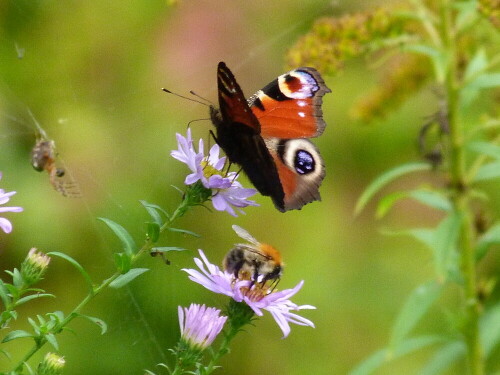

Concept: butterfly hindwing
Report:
left=267, top=138, right=325, bottom=211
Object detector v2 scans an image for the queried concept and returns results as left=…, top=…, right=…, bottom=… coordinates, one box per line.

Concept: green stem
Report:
left=441, top=1, right=483, bottom=374
left=9, top=194, right=192, bottom=373
left=203, top=326, right=239, bottom=375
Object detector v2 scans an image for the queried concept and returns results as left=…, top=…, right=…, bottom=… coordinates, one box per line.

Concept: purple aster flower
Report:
left=183, top=250, right=315, bottom=338
left=0, top=172, right=23, bottom=234
left=170, top=130, right=258, bottom=216
left=178, top=303, right=227, bottom=350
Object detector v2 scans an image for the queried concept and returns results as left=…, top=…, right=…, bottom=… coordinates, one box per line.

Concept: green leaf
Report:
left=403, top=44, right=446, bottom=82
left=114, top=252, right=132, bottom=274
left=376, top=189, right=451, bottom=218
left=45, top=333, right=59, bottom=350
left=467, top=141, right=500, bottom=159
left=151, top=246, right=186, bottom=253
left=390, top=281, right=442, bottom=348
left=168, top=227, right=201, bottom=237
left=2, top=330, right=33, bottom=343
left=76, top=314, right=108, bottom=334
left=480, top=302, right=500, bottom=357
left=433, top=213, right=461, bottom=278
left=476, top=223, right=500, bottom=260
left=98, top=217, right=137, bottom=256
left=464, top=50, right=487, bottom=82
left=146, top=222, right=160, bottom=243
left=0, top=280, right=11, bottom=307
left=467, top=73, right=500, bottom=90
left=16, top=293, right=55, bottom=306
left=140, top=200, right=167, bottom=226
left=473, top=161, right=500, bottom=182
left=48, top=252, right=94, bottom=293
left=418, top=341, right=465, bottom=375
left=349, top=336, right=443, bottom=375
left=109, top=268, right=149, bottom=289
left=355, top=162, right=431, bottom=216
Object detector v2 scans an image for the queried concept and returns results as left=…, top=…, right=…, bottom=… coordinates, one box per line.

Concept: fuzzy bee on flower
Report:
left=223, top=225, right=283, bottom=288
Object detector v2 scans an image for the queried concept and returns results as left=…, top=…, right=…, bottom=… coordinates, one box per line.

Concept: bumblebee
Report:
left=223, top=225, right=283, bottom=285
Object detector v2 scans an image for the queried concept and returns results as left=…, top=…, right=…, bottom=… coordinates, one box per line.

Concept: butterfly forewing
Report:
left=248, top=67, right=331, bottom=139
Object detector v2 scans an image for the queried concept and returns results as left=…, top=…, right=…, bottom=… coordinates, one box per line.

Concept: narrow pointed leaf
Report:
left=98, top=217, right=137, bottom=255
left=168, top=227, right=201, bottom=237
left=16, top=293, right=55, bottom=306
left=467, top=141, right=500, bottom=160
left=76, top=313, right=108, bottom=334
left=109, top=268, right=149, bottom=289
left=473, top=161, right=500, bottom=182
left=476, top=222, right=500, bottom=260
left=464, top=49, right=487, bottom=81
left=151, top=246, right=186, bottom=253
left=480, top=301, right=500, bottom=356
left=349, top=336, right=443, bottom=375
left=433, top=213, right=461, bottom=278
left=114, top=252, right=132, bottom=274
left=0, top=280, right=11, bottom=307
left=48, top=252, right=94, bottom=293
left=146, top=222, right=160, bottom=242
left=2, top=330, right=33, bottom=343
left=355, top=162, right=431, bottom=216
left=45, top=333, right=59, bottom=350
left=376, top=190, right=451, bottom=218
left=140, top=200, right=165, bottom=225
left=418, top=341, right=465, bottom=375
left=390, top=280, right=442, bottom=348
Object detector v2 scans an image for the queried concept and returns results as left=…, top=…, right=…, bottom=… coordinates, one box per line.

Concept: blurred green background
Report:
left=1, top=0, right=498, bottom=374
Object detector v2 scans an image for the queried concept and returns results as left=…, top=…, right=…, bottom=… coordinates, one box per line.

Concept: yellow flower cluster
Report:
left=285, top=8, right=405, bottom=75
left=478, top=0, right=500, bottom=29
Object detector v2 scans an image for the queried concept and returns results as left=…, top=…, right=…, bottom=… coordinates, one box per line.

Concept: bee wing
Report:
left=232, top=225, right=260, bottom=246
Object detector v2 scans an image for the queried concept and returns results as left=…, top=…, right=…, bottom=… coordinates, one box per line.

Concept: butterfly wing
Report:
left=248, top=67, right=331, bottom=139
left=267, top=138, right=325, bottom=211
left=211, top=62, right=285, bottom=208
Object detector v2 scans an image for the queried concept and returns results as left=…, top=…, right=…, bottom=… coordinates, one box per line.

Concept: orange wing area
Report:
left=252, top=94, right=321, bottom=139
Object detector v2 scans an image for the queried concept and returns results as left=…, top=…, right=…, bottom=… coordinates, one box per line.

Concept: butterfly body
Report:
left=210, top=62, right=330, bottom=212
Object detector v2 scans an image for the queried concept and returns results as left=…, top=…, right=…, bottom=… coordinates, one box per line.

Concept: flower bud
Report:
left=21, top=248, right=50, bottom=286
left=37, top=352, right=65, bottom=375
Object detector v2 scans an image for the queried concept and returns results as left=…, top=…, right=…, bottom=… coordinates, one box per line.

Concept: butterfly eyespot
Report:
left=294, top=150, right=315, bottom=175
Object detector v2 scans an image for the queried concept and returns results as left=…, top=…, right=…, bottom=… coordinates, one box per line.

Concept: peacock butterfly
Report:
left=210, top=61, right=331, bottom=212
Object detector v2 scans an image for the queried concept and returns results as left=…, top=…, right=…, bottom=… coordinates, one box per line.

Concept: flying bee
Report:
left=223, top=225, right=283, bottom=287
left=31, top=136, right=81, bottom=197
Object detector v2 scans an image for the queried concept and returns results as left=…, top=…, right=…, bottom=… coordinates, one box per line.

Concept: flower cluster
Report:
left=285, top=8, right=405, bottom=75
left=183, top=250, right=315, bottom=338
left=0, top=172, right=23, bottom=234
left=171, top=129, right=258, bottom=216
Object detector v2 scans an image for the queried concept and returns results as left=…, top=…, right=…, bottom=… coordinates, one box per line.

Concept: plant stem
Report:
left=203, top=326, right=239, bottom=375
left=9, top=195, right=191, bottom=373
left=441, top=1, right=483, bottom=374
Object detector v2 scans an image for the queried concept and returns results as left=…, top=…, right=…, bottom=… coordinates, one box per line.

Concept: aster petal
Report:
left=0, top=206, right=23, bottom=213
left=211, top=194, right=237, bottom=216
left=0, top=218, right=13, bottom=234
left=0, top=190, right=16, bottom=205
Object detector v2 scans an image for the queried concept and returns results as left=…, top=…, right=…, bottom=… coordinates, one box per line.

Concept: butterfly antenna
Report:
left=189, top=90, right=214, bottom=106
left=162, top=88, right=209, bottom=107
left=187, top=117, right=210, bottom=128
